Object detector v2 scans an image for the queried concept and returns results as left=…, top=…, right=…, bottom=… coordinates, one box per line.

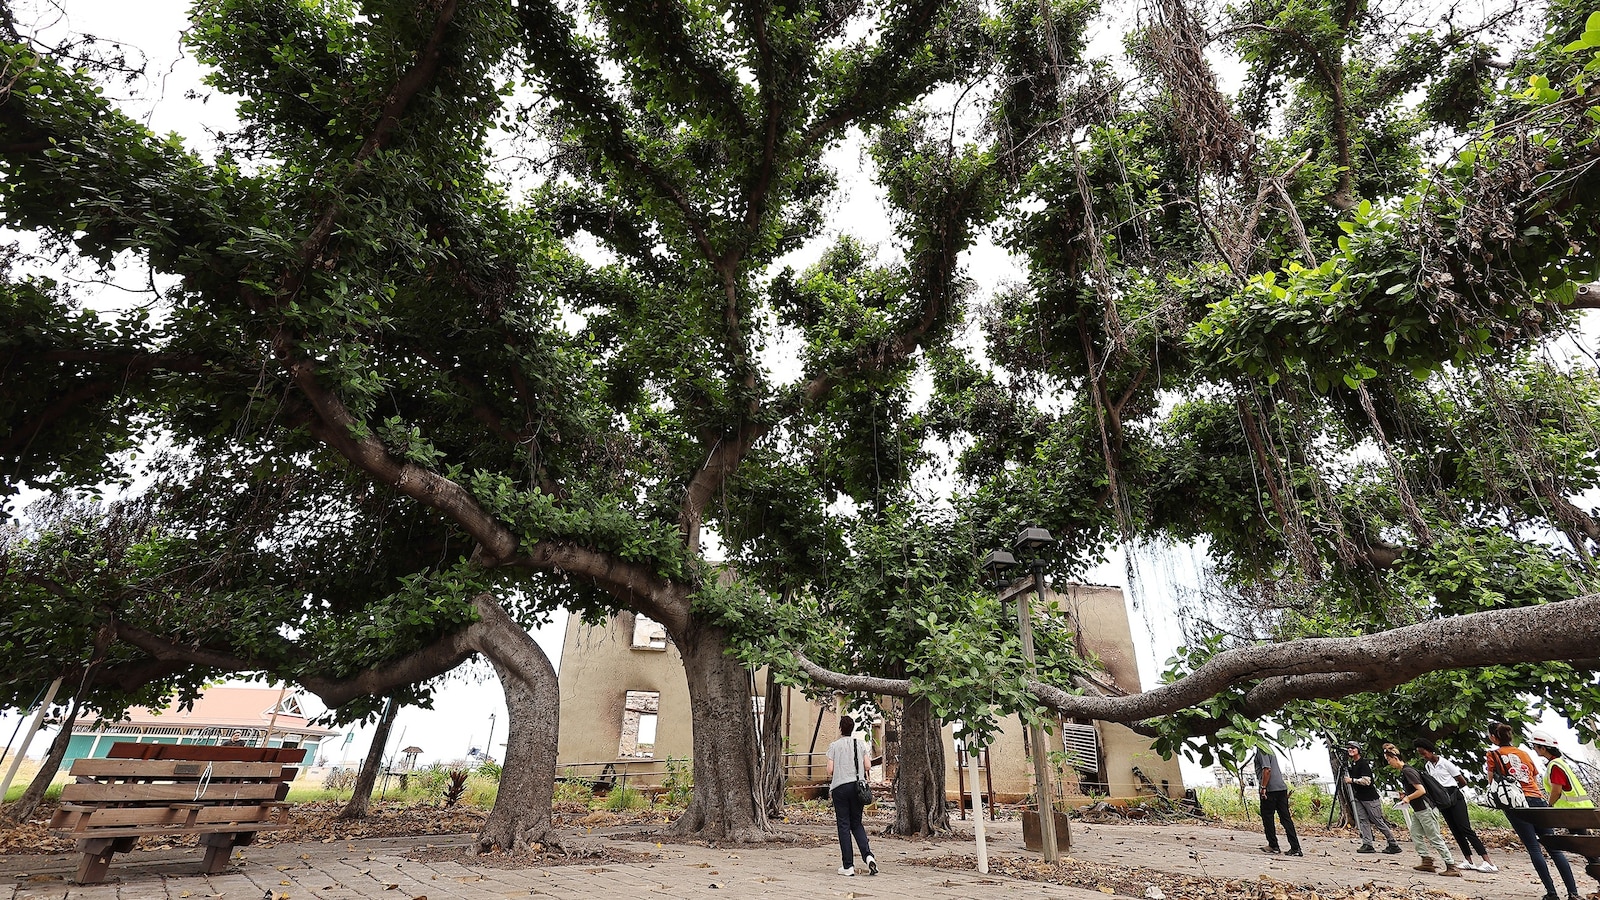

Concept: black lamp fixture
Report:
left=1013, top=526, right=1056, bottom=555
left=979, top=549, right=1017, bottom=583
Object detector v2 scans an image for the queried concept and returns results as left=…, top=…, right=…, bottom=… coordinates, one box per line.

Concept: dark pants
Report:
left=1508, top=796, right=1579, bottom=897
left=1440, top=795, right=1488, bottom=859
left=832, top=782, right=873, bottom=869
left=1260, top=789, right=1300, bottom=852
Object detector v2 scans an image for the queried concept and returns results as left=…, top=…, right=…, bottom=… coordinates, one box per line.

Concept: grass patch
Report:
left=1, top=759, right=66, bottom=803
left=1194, top=785, right=1511, bottom=831
left=285, top=786, right=354, bottom=803
left=1194, top=785, right=1405, bottom=828
left=1466, top=803, right=1510, bottom=829
left=602, top=784, right=649, bottom=811
left=553, top=779, right=594, bottom=805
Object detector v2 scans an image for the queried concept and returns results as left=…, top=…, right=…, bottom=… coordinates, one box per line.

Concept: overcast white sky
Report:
left=3, top=0, right=1593, bottom=788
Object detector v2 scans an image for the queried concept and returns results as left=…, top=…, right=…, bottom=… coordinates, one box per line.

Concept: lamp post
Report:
left=981, top=526, right=1065, bottom=861
left=485, top=713, right=496, bottom=765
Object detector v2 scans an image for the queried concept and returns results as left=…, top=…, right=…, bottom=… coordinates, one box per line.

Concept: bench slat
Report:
left=52, top=802, right=280, bottom=830
left=61, top=782, right=284, bottom=804
left=49, top=794, right=288, bottom=832
left=68, top=759, right=294, bottom=781
left=63, top=820, right=292, bottom=841
left=105, top=743, right=305, bottom=764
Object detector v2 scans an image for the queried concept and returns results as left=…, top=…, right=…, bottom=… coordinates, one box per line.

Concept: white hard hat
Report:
left=1528, top=729, right=1559, bottom=748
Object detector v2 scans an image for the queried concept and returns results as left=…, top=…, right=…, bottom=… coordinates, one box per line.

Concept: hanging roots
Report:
left=1134, top=0, right=1251, bottom=177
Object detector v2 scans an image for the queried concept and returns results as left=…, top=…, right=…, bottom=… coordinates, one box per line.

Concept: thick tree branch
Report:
left=278, top=0, right=460, bottom=303
left=794, top=655, right=913, bottom=696
left=283, top=347, right=522, bottom=563
left=112, top=594, right=538, bottom=711
left=795, top=594, right=1600, bottom=728
left=512, top=1, right=719, bottom=265
left=1027, top=593, right=1600, bottom=722
left=678, top=427, right=762, bottom=546
left=512, top=543, right=692, bottom=634
left=0, top=351, right=219, bottom=457
left=800, top=0, right=948, bottom=148
left=278, top=332, right=689, bottom=619
left=113, top=621, right=269, bottom=674
left=680, top=160, right=982, bottom=535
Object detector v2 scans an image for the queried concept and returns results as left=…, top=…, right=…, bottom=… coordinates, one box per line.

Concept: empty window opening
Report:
left=618, top=690, right=661, bottom=758
left=631, top=615, right=668, bottom=650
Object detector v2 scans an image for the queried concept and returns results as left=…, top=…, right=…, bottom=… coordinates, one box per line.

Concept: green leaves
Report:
left=1560, top=12, right=1600, bottom=53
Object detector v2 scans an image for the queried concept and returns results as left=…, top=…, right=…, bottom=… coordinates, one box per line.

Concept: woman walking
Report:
left=1485, top=722, right=1582, bottom=900
left=1382, top=743, right=1462, bottom=876
left=826, top=715, right=877, bottom=877
left=1413, top=739, right=1496, bottom=872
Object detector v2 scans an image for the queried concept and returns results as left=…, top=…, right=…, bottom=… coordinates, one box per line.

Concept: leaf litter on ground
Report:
left=911, top=853, right=1484, bottom=900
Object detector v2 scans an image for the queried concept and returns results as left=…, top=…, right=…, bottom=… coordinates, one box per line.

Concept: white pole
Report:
left=968, top=738, right=988, bottom=874
left=261, top=683, right=289, bottom=748
left=0, top=677, right=64, bottom=802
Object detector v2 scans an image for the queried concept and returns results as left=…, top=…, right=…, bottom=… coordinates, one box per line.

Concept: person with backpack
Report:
left=1485, top=722, right=1582, bottom=900
left=1413, top=738, right=1497, bottom=872
left=1529, top=730, right=1594, bottom=810
left=825, top=715, right=877, bottom=877
left=1382, top=743, right=1462, bottom=876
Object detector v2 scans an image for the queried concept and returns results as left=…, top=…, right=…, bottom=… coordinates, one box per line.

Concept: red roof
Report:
left=87, top=687, right=338, bottom=736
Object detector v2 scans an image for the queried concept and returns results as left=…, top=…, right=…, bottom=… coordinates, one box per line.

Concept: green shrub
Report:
left=1194, top=785, right=1403, bottom=828
left=413, top=764, right=452, bottom=795
left=477, top=760, right=502, bottom=781
left=662, top=757, right=693, bottom=808
left=553, top=778, right=594, bottom=804
left=603, top=783, right=649, bottom=811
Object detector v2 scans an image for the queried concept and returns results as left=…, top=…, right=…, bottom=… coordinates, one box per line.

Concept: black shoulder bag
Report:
left=854, top=739, right=873, bottom=805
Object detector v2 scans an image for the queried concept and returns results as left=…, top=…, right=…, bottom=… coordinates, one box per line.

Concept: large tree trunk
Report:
left=340, top=698, right=398, bottom=820
left=3, top=694, right=80, bottom=823
left=473, top=648, right=558, bottom=851
left=755, top=668, right=786, bottom=820
left=668, top=621, right=770, bottom=841
left=891, top=695, right=949, bottom=836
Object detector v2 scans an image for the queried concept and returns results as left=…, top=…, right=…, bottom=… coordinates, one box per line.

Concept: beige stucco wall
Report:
left=556, top=612, right=830, bottom=785
left=941, top=582, right=1184, bottom=803
left=559, top=584, right=1183, bottom=801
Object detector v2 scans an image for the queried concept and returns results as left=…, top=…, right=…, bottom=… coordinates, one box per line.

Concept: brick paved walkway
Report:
left=4, top=817, right=1587, bottom=900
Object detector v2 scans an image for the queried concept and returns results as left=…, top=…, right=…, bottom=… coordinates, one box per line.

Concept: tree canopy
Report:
left=4, top=0, right=1600, bottom=843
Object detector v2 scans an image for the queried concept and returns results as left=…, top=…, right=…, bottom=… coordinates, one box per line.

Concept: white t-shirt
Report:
left=1426, top=756, right=1464, bottom=787
left=827, top=736, right=869, bottom=791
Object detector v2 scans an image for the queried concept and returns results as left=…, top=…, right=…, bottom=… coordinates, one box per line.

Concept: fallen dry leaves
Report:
left=913, top=854, right=1476, bottom=900
left=0, top=801, right=490, bottom=855
left=404, top=842, right=653, bottom=869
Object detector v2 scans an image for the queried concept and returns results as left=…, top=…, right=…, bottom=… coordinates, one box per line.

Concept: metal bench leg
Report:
left=198, top=833, right=238, bottom=875
left=74, top=838, right=119, bottom=884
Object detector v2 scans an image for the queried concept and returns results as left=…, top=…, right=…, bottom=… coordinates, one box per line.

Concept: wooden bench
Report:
left=1507, top=806, right=1600, bottom=887
left=50, top=743, right=304, bottom=883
